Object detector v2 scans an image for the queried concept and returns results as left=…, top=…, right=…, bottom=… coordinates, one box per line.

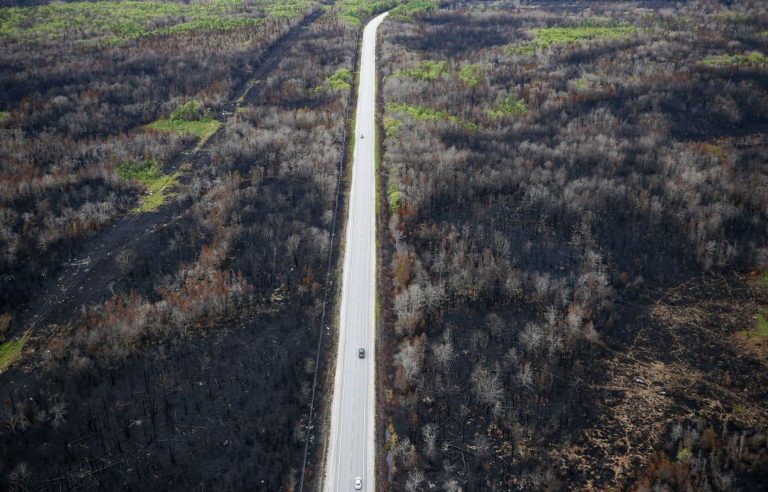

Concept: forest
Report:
left=0, top=0, right=369, bottom=489
left=377, top=0, right=768, bottom=490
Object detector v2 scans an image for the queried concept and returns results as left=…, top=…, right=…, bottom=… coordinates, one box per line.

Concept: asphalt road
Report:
left=324, top=11, right=388, bottom=492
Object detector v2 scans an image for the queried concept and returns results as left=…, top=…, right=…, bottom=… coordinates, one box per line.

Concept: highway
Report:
left=324, top=11, right=388, bottom=492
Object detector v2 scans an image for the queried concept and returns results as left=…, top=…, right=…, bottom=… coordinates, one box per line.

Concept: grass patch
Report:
left=0, top=332, right=29, bottom=373
left=487, top=94, right=528, bottom=118
left=387, top=102, right=476, bottom=130
left=458, top=63, right=483, bottom=86
left=147, top=118, right=221, bottom=143
left=740, top=312, right=768, bottom=341
left=117, top=160, right=182, bottom=213
left=701, top=51, right=767, bottom=67
left=0, top=111, right=9, bottom=123
left=394, top=59, right=447, bottom=81
left=134, top=172, right=182, bottom=213
left=0, top=0, right=310, bottom=44
left=147, top=100, right=220, bottom=146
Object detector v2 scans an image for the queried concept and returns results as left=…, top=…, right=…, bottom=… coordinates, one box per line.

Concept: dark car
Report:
left=358, top=348, right=365, bottom=358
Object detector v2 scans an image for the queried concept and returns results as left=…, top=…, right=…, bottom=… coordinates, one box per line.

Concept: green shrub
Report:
left=488, top=94, right=528, bottom=118
left=387, top=102, right=476, bottom=129
left=170, top=100, right=208, bottom=122
left=147, top=102, right=220, bottom=146
left=676, top=447, right=692, bottom=462
left=384, top=115, right=404, bottom=136
left=388, top=181, right=401, bottom=214
left=117, top=160, right=162, bottom=182
left=395, top=60, right=447, bottom=81
left=327, top=68, right=353, bottom=90
left=702, top=51, right=767, bottom=67
left=458, top=63, right=483, bottom=86
left=530, top=26, right=636, bottom=47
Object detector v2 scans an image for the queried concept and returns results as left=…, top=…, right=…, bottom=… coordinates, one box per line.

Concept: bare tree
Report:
left=405, top=468, right=425, bottom=492
left=471, top=364, right=503, bottom=407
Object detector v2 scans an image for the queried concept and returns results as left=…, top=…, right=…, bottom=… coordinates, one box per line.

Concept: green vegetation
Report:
left=395, top=60, right=447, bottom=81
left=676, top=446, right=692, bottom=462
left=147, top=100, right=221, bottom=145
left=327, top=68, right=353, bottom=90
left=336, top=0, right=401, bottom=27
left=701, top=51, right=767, bottom=67
left=712, top=12, right=754, bottom=24
left=148, top=118, right=221, bottom=142
left=0, top=111, right=9, bottom=123
left=383, top=115, right=404, bottom=136
left=336, top=0, right=435, bottom=27
left=529, top=25, right=636, bottom=48
left=506, top=44, right=536, bottom=56
left=387, top=102, right=476, bottom=129
left=0, top=332, right=29, bottom=373
left=740, top=312, right=768, bottom=341
left=117, top=160, right=163, bottom=182
left=487, top=94, right=528, bottom=118
left=389, top=0, right=436, bottom=20
left=458, top=63, right=483, bottom=86
left=117, top=160, right=182, bottom=213
left=388, top=169, right=401, bottom=214
left=170, top=100, right=210, bottom=122
left=572, top=77, right=590, bottom=92
left=0, top=0, right=310, bottom=44
left=261, top=0, right=314, bottom=19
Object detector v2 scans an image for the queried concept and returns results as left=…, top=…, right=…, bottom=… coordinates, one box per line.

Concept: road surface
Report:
left=324, top=11, right=388, bottom=492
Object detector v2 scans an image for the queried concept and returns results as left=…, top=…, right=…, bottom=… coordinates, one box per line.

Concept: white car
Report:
left=354, top=477, right=363, bottom=490
left=360, top=134, right=364, bottom=139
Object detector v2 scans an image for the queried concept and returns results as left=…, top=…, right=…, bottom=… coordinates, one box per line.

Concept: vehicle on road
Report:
left=358, top=348, right=365, bottom=358
left=360, top=134, right=364, bottom=138
left=354, top=477, right=362, bottom=489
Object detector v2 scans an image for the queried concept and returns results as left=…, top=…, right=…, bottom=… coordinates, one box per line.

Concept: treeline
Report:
left=378, top=1, right=768, bottom=490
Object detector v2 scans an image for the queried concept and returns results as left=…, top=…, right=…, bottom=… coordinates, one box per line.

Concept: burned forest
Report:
left=377, top=1, right=768, bottom=490
left=1, top=0, right=768, bottom=490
